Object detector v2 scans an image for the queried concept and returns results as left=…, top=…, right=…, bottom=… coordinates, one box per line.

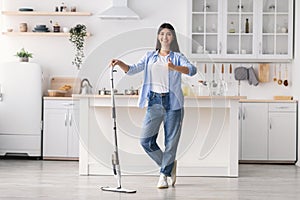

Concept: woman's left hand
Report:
left=167, top=58, right=190, bottom=74
left=167, top=58, right=177, bottom=70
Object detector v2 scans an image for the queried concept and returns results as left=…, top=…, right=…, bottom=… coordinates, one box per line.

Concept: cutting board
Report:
left=50, top=77, right=81, bottom=97
left=258, top=64, right=270, bottom=83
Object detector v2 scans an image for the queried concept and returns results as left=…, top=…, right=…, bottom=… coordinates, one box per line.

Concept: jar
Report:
left=53, top=26, right=60, bottom=32
left=53, top=22, right=60, bottom=32
left=19, top=23, right=28, bottom=32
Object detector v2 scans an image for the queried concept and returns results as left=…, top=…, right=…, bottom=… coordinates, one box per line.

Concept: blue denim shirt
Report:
left=127, top=50, right=197, bottom=110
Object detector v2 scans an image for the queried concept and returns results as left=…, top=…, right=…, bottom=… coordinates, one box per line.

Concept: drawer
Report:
left=44, top=99, right=79, bottom=110
left=269, top=103, right=297, bottom=112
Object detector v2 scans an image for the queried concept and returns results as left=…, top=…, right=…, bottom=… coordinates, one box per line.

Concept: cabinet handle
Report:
left=69, top=113, right=72, bottom=126
left=269, top=118, right=272, bottom=130
left=64, top=113, right=68, bottom=126
left=259, top=42, right=262, bottom=54
left=242, top=108, right=245, bottom=120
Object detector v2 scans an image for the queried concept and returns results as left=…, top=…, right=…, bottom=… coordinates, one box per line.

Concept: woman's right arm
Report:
left=111, top=51, right=151, bottom=75
left=110, top=59, right=129, bottom=72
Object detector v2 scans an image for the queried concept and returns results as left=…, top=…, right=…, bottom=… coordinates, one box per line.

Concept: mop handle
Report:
left=110, top=67, right=117, bottom=119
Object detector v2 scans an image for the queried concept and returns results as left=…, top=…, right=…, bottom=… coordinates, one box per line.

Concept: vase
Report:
left=19, top=23, right=28, bottom=32
left=20, top=57, right=29, bottom=62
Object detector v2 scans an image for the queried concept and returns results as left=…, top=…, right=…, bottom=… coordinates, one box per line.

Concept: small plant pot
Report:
left=19, top=57, right=29, bottom=62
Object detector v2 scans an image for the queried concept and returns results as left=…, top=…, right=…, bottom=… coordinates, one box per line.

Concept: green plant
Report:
left=15, top=48, right=33, bottom=58
left=69, top=24, right=87, bottom=69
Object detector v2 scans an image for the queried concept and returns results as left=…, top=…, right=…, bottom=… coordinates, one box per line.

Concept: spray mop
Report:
left=101, top=67, right=137, bottom=194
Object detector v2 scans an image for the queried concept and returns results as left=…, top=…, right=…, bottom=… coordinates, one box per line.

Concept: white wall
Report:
left=0, top=0, right=298, bottom=99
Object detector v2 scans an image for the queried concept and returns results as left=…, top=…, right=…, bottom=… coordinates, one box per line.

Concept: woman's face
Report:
left=158, top=28, right=174, bottom=49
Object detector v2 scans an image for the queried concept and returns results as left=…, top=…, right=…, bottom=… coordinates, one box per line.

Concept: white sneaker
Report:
left=170, top=160, right=177, bottom=186
left=157, top=173, right=168, bottom=189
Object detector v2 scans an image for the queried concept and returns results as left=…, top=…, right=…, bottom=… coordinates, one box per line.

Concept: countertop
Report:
left=44, top=95, right=297, bottom=103
left=43, top=96, right=76, bottom=100
left=239, top=99, right=297, bottom=103
left=72, top=94, right=247, bottom=100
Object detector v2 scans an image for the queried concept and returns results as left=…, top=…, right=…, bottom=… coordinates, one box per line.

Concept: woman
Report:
left=111, top=23, right=197, bottom=189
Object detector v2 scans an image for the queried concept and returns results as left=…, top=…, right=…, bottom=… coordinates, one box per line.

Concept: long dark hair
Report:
left=155, top=23, right=180, bottom=53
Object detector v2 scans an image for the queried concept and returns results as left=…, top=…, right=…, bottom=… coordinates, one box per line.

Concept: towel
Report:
left=248, top=67, right=259, bottom=86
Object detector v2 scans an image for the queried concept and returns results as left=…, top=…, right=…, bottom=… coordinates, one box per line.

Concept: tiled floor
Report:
left=0, top=159, right=299, bottom=200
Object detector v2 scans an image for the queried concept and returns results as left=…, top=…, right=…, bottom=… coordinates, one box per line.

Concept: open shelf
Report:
left=2, top=32, right=92, bottom=37
left=1, top=11, right=92, bottom=16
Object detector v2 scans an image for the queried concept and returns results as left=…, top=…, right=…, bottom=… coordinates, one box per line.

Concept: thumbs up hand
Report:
left=167, top=58, right=176, bottom=70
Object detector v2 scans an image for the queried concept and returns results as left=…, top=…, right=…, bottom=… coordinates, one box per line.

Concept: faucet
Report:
left=80, top=78, right=93, bottom=94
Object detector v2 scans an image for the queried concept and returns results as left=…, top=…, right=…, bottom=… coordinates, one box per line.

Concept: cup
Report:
left=71, top=6, right=76, bottom=12
left=211, top=24, right=216, bottom=32
left=281, top=27, right=287, bottom=33
left=63, top=27, right=69, bottom=33
left=197, top=26, right=203, bottom=32
left=197, top=45, right=204, bottom=53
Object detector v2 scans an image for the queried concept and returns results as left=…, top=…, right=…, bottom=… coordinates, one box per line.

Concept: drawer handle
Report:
left=62, top=103, right=74, bottom=106
left=275, top=106, right=290, bottom=109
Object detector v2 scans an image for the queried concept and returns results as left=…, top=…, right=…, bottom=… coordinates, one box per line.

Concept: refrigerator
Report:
left=0, top=62, right=42, bottom=157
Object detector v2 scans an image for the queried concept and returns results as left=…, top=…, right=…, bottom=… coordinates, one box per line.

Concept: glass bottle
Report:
left=245, top=18, right=249, bottom=33
left=229, top=21, right=235, bottom=33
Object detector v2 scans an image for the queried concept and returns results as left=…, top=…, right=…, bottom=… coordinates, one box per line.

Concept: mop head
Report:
left=101, top=186, right=136, bottom=193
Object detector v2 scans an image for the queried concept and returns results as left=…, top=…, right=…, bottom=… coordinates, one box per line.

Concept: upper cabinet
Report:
left=190, top=0, right=222, bottom=56
left=259, top=0, right=293, bottom=58
left=188, top=0, right=294, bottom=62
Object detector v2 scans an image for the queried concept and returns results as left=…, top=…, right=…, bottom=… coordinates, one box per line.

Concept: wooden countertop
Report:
left=72, top=94, right=247, bottom=100
left=43, top=96, right=76, bottom=100
left=239, top=99, right=297, bottom=103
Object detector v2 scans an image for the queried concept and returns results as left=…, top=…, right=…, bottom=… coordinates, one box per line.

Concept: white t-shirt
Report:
left=150, top=55, right=169, bottom=93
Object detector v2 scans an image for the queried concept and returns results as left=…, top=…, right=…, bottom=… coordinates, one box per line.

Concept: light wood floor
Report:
left=0, top=159, right=299, bottom=200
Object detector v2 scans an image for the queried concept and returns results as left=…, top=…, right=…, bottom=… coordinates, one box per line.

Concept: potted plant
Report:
left=69, top=24, right=87, bottom=69
left=15, top=48, right=33, bottom=62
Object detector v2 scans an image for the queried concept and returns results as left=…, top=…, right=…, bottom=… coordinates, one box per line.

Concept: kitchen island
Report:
left=73, top=95, right=245, bottom=177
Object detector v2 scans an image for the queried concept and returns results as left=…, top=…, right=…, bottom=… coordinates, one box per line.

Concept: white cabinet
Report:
left=258, top=0, right=293, bottom=59
left=189, top=0, right=294, bottom=61
left=268, top=103, right=297, bottom=160
left=239, top=102, right=297, bottom=162
left=43, top=99, right=79, bottom=159
left=240, top=103, right=269, bottom=160
left=190, top=0, right=223, bottom=56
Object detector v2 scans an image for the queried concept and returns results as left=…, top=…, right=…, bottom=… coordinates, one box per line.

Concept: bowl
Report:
left=7, top=28, right=13, bottom=32
left=35, top=24, right=47, bottom=29
left=124, top=89, right=139, bottom=95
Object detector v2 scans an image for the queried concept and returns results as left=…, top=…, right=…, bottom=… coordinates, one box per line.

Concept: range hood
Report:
left=98, top=0, right=140, bottom=20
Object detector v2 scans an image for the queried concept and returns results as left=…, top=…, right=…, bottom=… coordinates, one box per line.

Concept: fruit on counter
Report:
left=59, top=85, right=72, bottom=91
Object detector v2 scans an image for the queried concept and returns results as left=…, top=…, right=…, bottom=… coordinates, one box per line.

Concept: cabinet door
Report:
left=225, top=0, right=256, bottom=57
left=241, top=103, right=268, bottom=160
left=67, top=109, right=79, bottom=158
left=190, top=0, right=223, bottom=57
left=268, top=112, right=296, bottom=160
left=258, top=0, right=293, bottom=59
left=43, top=109, right=68, bottom=157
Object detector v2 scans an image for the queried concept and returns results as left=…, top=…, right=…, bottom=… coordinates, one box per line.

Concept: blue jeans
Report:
left=140, top=91, right=184, bottom=176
